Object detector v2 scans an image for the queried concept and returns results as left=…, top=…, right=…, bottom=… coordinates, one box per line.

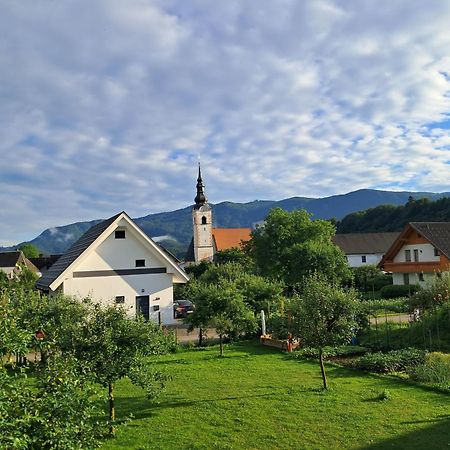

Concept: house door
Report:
left=136, top=296, right=150, bottom=320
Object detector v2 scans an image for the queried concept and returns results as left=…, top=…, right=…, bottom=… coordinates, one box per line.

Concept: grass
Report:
left=101, top=341, right=450, bottom=450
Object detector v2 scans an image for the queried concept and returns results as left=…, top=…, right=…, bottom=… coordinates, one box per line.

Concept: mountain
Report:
left=5, top=189, right=450, bottom=258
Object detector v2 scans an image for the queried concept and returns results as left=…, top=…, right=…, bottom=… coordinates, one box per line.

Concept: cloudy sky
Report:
left=1, top=0, right=450, bottom=245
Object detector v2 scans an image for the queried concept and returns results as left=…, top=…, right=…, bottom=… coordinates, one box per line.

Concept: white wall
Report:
left=63, top=272, right=177, bottom=325
left=392, top=272, right=436, bottom=286
left=79, top=225, right=165, bottom=270
left=346, top=253, right=384, bottom=268
left=393, top=243, right=439, bottom=263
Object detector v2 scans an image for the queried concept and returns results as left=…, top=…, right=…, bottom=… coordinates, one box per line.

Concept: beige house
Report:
left=0, top=251, right=39, bottom=279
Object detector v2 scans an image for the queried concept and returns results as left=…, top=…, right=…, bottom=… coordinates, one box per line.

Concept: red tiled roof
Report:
left=212, top=228, right=252, bottom=251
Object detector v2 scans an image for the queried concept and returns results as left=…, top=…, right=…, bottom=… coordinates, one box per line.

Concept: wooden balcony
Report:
left=383, top=260, right=448, bottom=273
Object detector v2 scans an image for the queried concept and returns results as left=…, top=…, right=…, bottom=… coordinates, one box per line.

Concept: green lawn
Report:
left=102, top=341, right=450, bottom=450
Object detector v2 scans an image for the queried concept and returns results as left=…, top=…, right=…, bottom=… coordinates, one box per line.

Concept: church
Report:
left=184, top=165, right=252, bottom=263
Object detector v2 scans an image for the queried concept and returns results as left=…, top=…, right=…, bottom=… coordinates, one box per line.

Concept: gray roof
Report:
left=332, top=232, right=400, bottom=255
left=36, top=212, right=122, bottom=290
left=410, top=222, right=450, bottom=259
left=0, top=251, right=21, bottom=267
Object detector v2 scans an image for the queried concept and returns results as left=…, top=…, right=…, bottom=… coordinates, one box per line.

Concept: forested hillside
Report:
left=337, top=197, right=450, bottom=233
left=3, top=190, right=449, bottom=257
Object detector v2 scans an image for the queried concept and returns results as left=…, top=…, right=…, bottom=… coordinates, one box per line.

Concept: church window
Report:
left=201, top=216, right=207, bottom=225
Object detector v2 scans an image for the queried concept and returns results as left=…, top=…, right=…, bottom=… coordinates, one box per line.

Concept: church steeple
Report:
left=191, top=162, right=213, bottom=262
left=194, top=163, right=208, bottom=208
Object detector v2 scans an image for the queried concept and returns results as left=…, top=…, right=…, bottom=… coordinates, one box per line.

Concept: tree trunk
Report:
left=108, top=382, right=116, bottom=435
left=199, top=327, right=203, bottom=347
left=219, top=334, right=223, bottom=357
left=319, top=348, right=328, bottom=390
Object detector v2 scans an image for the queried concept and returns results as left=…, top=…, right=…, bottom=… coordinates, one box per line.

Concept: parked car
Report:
left=173, top=299, right=195, bottom=318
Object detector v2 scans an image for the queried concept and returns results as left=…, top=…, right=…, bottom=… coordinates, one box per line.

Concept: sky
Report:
left=1, top=0, right=450, bottom=245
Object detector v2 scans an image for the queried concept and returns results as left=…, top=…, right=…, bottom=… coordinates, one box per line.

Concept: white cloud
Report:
left=0, top=0, right=449, bottom=243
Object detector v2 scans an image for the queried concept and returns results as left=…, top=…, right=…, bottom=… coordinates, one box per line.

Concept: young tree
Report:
left=18, top=243, right=40, bottom=258
left=250, top=208, right=351, bottom=286
left=291, top=275, right=360, bottom=389
left=72, top=304, right=173, bottom=434
left=185, top=280, right=257, bottom=356
left=194, top=262, right=284, bottom=314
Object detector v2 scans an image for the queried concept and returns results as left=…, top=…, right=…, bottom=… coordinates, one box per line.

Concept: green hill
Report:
left=4, top=189, right=449, bottom=258
left=337, top=196, right=450, bottom=233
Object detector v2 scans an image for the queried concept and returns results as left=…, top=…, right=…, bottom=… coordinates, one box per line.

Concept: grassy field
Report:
left=102, top=341, right=450, bottom=450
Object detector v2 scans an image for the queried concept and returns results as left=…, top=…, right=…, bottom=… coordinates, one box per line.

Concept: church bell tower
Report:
left=193, top=163, right=214, bottom=262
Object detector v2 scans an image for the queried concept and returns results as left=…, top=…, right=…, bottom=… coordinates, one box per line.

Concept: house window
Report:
left=403, top=273, right=410, bottom=285
left=413, top=249, right=419, bottom=262
left=115, top=230, right=126, bottom=239
left=418, top=273, right=424, bottom=282
left=135, top=259, right=145, bottom=267
left=361, top=255, right=367, bottom=263
left=405, top=249, right=411, bottom=262
left=201, top=216, right=207, bottom=225
left=115, top=296, right=125, bottom=304
left=434, top=247, right=440, bottom=257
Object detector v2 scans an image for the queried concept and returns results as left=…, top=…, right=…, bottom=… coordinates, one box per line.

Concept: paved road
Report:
left=165, top=323, right=219, bottom=343
left=369, top=313, right=412, bottom=324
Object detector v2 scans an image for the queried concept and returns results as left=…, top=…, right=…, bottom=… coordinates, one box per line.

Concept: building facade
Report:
left=332, top=232, right=399, bottom=268
left=37, top=212, right=189, bottom=325
left=379, top=222, right=450, bottom=285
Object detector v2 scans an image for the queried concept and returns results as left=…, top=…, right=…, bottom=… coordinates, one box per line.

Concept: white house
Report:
left=379, top=222, right=450, bottom=286
left=36, top=211, right=189, bottom=325
left=332, top=232, right=400, bottom=268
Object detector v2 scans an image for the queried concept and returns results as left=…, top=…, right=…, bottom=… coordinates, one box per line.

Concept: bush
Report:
left=353, top=348, right=425, bottom=373
left=0, top=356, right=103, bottom=450
left=268, top=311, right=289, bottom=340
left=410, top=273, right=450, bottom=310
left=363, top=298, right=409, bottom=314
left=352, top=266, right=393, bottom=292
left=293, top=345, right=369, bottom=359
left=409, top=352, right=450, bottom=388
left=380, top=284, right=419, bottom=299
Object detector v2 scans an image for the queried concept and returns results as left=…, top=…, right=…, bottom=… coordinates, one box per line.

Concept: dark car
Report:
left=173, top=299, right=195, bottom=319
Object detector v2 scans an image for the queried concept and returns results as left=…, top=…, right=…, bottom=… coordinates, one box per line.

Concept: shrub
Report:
left=353, top=348, right=425, bottom=373
left=268, top=311, right=289, bottom=340
left=409, top=352, right=450, bottom=387
left=0, top=356, right=103, bottom=450
left=410, top=273, right=450, bottom=310
left=380, top=284, right=419, bottom=299
left=375, top=389, right=392, bottom=401
left=293, top=345, right=369, bottom=359
left=363, top=298, right=409, bottom=314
